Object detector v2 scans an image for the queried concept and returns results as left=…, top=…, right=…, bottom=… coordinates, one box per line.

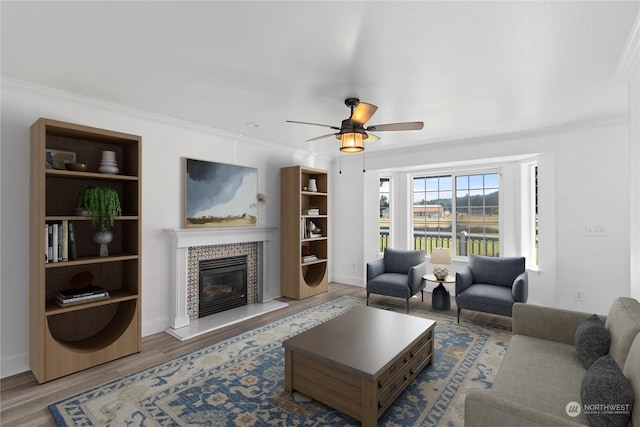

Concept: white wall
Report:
left=0, top=79, right=331, bottom=377
left=332, top=119, right=632, bottom=316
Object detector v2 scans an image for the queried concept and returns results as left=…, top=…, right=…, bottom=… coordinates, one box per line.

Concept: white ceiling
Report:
left=2, top=1, right=638, bottom=156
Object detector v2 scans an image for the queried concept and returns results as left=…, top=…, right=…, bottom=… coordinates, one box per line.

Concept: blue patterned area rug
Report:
left=50, top=296, right=511, bottom=426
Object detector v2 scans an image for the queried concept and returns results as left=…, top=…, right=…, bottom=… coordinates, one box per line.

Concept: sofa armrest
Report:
left=465, top=390, right=583, bottom=427
left=408, top=261, right=427, bottom=293
left=366, top=258, right=385, bottom=282
left=512, top=271, right=528, bottom=302
left=512, top=303, right=603, bottom=345
left=455, top=267, right=473, bottom=294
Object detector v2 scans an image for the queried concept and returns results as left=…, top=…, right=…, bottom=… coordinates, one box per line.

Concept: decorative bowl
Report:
left=65, top=162, right=88, bottom=172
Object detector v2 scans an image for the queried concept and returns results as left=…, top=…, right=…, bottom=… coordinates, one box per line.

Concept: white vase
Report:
left=308, top=179, right=317, bottom=192
left=99, top=165, right=119, bottom=174
left=94, top=229, right=113, bottom=257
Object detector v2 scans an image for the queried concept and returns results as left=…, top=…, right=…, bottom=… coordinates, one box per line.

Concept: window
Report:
left=379, top=177, right=391, bottom=251
left=412, top=172, right=500, bottom=257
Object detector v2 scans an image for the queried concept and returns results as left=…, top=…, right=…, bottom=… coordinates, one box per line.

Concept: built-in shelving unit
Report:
left=29, top=118, right=141, bottom=383
left=280, top=166, right=328, bottom=299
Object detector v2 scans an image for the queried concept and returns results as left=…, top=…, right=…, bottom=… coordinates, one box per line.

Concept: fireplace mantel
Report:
left=166, top=226, right=281, bottom=334
left=168, top=226, right=278, bottom=248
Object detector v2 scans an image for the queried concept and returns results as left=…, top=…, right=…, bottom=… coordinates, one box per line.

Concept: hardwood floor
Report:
left=0, top=282, right=511, bottom=427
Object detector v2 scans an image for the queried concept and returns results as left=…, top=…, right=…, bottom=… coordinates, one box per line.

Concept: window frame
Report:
left=379, top=175, right=392, bottom=253
left=520, top=160, right=539, bottom=269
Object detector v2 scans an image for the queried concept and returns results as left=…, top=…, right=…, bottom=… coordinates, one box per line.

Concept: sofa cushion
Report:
left=575, top=314, right=610, bottom=369
left=580, top=354, right=634, bottom=427
left=382, top=248, right=424, bottom=274
left=490, top=334, right=588, bottom=424
left=605, top=297, right=640, bottom=368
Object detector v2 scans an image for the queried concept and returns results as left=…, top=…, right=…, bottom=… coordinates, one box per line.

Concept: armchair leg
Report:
left=406, top=299, right=410, bottom=313
left=366, top=292, right=370, bottom=307
left=421, top=290, right=424, bottom=302
left=457, top=307, right=461, bottom=323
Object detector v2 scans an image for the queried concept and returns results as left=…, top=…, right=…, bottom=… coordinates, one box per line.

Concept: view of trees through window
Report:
left=412, top=172, right=500, bottom=257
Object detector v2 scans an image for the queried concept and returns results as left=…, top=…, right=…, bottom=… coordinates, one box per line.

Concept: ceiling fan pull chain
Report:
left=363, top=150, right=366, bottom=173
left=339, top=151, right=342, bottom=174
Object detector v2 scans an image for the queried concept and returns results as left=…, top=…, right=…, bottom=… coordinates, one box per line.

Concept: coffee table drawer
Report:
left=377, top=352, right=409, bottom=388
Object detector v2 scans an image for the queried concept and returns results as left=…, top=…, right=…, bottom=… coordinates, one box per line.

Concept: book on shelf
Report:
left=55, top=285, right=109, bottom=302
left=305, top=208, right=320, bottom=216
left=302, top=254, right=318, bottom=263
left=68, top=222, right=77, bottom=261
left=45, top=220, right=77, bottom=263
left=55, top=294, right=110, bottom=307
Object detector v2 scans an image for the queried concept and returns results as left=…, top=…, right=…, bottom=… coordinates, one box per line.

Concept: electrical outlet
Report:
left=585, top=225, right=606, bottom=236
left=575, top=290, right=584, bottom=301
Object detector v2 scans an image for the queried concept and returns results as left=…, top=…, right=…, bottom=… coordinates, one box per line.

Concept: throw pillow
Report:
left=575, top=314, right=610, bottom=368
left=580, top=354, right=634, bottom=427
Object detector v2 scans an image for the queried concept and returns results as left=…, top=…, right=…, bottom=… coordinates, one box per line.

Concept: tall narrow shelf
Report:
left=280, top=166, right=329, bottom=299
left=30, top=118, right=142, bottom=383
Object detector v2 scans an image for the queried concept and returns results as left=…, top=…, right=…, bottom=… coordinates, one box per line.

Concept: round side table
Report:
left=424, top=274, right=455, bottom=310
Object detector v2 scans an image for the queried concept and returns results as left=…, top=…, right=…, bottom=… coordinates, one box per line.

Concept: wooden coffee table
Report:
left=283, top=306, right=436, bottom=426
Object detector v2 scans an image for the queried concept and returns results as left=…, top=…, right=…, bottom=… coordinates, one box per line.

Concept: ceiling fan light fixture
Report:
left=339, top=132, right=364, bottom=153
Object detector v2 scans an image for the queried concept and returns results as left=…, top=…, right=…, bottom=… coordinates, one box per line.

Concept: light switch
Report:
left=585, top=225, right=606, bottom=236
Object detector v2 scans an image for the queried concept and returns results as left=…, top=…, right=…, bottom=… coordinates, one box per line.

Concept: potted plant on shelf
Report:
left=77, top=186, right=122, bottom=257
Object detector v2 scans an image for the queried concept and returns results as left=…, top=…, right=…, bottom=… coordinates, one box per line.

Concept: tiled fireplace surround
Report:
left=166, top=226, right=287, bottom=340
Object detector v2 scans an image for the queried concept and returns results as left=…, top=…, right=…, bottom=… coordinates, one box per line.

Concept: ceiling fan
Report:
left=286, top=97, right=424, bottom=153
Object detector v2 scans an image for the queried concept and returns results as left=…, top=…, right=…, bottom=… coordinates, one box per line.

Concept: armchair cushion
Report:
left=468, top=255, right=526, bottom=287
left=455, top=284, right=516, bottom=317
left=383, top=248, right=425, bottom=274
left=367, top=273, right=415, bottom=299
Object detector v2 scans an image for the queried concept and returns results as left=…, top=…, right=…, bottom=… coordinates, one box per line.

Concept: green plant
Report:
left=77, top=186, right=122, bottom=229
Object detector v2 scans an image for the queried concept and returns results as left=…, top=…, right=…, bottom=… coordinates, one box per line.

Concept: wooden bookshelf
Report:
left=29, top=118, right=142, bottom=382
left=280, top=166, right=329, bottom=299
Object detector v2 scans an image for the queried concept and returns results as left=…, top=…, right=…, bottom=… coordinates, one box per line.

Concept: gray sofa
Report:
left=465, top=297, right=640, bottom=426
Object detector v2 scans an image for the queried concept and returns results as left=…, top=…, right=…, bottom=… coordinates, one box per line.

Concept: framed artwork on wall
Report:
left=184, top=158, right=258, bottom=228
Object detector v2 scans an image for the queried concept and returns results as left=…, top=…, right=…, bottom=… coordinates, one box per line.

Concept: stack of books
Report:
left=55, top=285, right=110, bottom=307
left=305, top=208, right=320, bottom=216
left=302, top=254, right=318, bottom=263
left=45, top=220, right=77, bottom=263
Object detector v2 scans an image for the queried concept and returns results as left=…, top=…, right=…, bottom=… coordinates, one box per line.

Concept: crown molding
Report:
left=1, top=76, right=332, bottom=162
left=614, top=9, right=640, bottom=83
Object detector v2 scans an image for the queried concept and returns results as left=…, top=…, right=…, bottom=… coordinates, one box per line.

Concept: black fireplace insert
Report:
left=199, top=256, right=247, bottom=317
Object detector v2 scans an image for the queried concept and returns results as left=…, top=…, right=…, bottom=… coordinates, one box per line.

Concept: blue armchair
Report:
left=366, top=248, right=427, bottom=313
left=455, top=255, right=528, bottom=322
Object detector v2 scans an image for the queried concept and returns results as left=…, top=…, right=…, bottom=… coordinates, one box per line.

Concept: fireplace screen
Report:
left=199, top=256, right=247, bottom=317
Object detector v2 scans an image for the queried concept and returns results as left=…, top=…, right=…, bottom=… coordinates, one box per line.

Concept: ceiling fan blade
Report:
left=365, top=133, right=380, bottom=143
left=350, top=102, right=378, bottom=125
left=366, top=121, right=424, bottom=132
left=286, top=120, right=340, bottom=130
left=306, top=133, right=337, bottom=142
